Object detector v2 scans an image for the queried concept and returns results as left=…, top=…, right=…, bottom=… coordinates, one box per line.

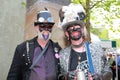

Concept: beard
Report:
left=70, top=33, right=82, bottom=40
left=37, top=31, right=51, bottom=40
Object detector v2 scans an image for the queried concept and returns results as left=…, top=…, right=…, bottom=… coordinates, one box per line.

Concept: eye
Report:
left=67, top=28, right=73, bottom=32
left=78, top=12, right=86, bottom=20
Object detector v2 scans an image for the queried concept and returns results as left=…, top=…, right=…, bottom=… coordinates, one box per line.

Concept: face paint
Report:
left=37, top=30, right=51, bottom=40
left=38, top=23, right=53, bottom=32
left=42, top=33, right=51, bottom=40
left=67, top=27, right=83, bottom=40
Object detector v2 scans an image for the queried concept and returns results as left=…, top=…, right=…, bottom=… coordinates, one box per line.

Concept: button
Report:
left=22, top=54, right=25, bottom=56
left=26, top=63, right=28, bottom=65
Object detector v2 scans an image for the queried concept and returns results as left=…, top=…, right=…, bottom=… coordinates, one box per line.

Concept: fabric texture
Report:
left=7, top=36, right=61, bottom=80
left=59, top=42, right=112, bottom=80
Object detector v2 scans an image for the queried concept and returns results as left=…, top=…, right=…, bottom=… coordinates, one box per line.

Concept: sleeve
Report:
left=7, top=46, right=22, bottom=80
left=94, top=48, right=112, bottom=80
left=90, top=43, right=112, bottom=80
left=58, top=49, right=68, bottom=80
left=101, top=55, right=113, bottom=80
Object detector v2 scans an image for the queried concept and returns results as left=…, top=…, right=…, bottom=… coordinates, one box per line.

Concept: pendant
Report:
left=78, top=56, right=81, bottom=60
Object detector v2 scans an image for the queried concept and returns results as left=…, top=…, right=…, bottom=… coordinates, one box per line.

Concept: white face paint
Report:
left=37, top=30, right=51, bottom=40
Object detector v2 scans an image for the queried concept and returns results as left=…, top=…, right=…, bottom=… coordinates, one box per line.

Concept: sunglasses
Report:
left=66, top=24, right=82, bottom=32
left=38, top=23, right=54, bottom=32
left=39, top=23, right=53, bottom=29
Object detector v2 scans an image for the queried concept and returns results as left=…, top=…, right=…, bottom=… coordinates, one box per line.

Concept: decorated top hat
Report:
left=58, top=3, right=86, bottom=31
left=34, top=10, right=55, bottom=26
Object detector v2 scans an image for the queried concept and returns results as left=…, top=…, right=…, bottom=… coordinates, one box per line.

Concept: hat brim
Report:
left=62, top=20, right=84, bottom=31
left=34, top=22, right=55, bottom=26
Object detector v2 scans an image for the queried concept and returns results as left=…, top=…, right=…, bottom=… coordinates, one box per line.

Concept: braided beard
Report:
left=37, top=31, right=51, bottom=40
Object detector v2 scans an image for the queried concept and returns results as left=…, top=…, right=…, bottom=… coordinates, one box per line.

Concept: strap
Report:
left=30, top=41, right=50, bottom=69
left=86, top=42, right=95, bottom=74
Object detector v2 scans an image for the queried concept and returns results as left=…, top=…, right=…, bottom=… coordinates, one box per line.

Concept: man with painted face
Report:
left=7, top=9, right=61, bottom=80
left=58, top=3, right=112, bottom=80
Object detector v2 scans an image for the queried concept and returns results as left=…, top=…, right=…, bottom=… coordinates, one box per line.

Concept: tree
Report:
left=71, top=0, right=120, bottom=47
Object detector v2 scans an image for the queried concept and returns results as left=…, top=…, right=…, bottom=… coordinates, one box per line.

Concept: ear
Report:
left=34, top=25, right=39, bottom=31
left=65, top=31, right=69, bottom=37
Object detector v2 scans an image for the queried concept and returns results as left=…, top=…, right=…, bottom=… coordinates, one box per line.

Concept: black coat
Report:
left=7, top=37, right=61, bottom=80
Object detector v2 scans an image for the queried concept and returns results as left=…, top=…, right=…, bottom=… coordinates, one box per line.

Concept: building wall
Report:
left=0, top=0, right=70, bottom=79
left=25, top=0, right=69, bottom=48
left=0, top=0, right=26, bottom=80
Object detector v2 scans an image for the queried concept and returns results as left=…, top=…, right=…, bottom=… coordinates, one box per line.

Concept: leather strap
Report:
left=86, top=42, right=95, bottom=74
left=30, top=41, right=50, bottom=69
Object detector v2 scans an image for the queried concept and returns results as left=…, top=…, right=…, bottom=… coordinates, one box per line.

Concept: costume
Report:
left=59, top=42, right=112, bottom=80
left=7, top=37, right=61, bottom=80
left=58, top=3, right=112, bottom=80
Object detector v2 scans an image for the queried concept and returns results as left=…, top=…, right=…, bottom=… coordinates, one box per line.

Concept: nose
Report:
left=73, top=27, right=77, bottom=31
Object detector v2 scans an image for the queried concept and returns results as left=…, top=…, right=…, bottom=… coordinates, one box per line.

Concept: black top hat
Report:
left=34, top=10, right=55, bottom=26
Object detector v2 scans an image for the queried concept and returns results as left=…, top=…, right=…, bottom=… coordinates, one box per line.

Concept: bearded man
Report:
left=58, top=3, right=112, bottom=80
left=7, top=9, right=61, bottom=80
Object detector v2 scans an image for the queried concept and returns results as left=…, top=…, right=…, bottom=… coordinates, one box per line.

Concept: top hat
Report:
left=34, top=10, right=55, bottom=26
left=59, top=3, right=86, bottom=31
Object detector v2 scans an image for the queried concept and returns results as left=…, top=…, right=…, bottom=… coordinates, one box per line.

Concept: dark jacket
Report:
left=7, top=37, right=61, bottom=80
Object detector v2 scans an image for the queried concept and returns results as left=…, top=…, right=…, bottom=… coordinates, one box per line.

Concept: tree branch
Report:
left=90, top=0, right=103, bottom=9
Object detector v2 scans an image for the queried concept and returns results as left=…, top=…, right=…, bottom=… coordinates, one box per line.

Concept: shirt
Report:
left=29, top=40, right=56, bottom=80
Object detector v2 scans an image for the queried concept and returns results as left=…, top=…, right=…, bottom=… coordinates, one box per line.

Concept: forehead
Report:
left=67, top=24, right=81, bottom=29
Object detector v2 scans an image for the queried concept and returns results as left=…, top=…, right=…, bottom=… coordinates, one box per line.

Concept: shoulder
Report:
left=89, top=42, right=104, bottom=56
left=51, top=40, right=62, bottom=49
left=89, top=42, right=103, bottom=51
left=89, top=42, right=102, bottom=49
left=59, top=46, right=71, bottom=54
left=16, top=37, right=36, bottom=51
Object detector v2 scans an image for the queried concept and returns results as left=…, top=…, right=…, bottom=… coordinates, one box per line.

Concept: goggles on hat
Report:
left=38, top=17, right=54, bottom=23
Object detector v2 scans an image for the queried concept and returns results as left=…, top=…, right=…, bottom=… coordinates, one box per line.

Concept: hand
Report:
left=68, top=70, right=77, bottom=80
left=92, top=73, right=102, bottom=80
left=88, top=72, right=93, bottom=80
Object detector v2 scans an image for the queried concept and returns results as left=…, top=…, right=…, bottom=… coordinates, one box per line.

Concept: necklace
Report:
left=77, top=52, right=82, bottom=65
left=73, top=49, right=84, bottom=65
left=74, top=49, right=86, bottom=64
left=72, top=44, right=86, bottom=65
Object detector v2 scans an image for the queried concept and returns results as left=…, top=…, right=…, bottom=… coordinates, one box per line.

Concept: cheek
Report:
left=35, top=26, right=39, bottom=31
left=81, top=28, right=84, bottom=34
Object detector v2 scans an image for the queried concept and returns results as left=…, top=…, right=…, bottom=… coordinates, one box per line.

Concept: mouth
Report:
left=71, top=31, right=80, bottom=37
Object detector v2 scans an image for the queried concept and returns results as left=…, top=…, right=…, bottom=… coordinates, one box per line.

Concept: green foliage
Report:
left=99, top=29, right=109, bottom=40
left=99, top=0, right=118, bottom=11
left=116, top=39, right=120, bottom=48
left=21, top=2, right=26, bottom=7
left=71, top=0, right=80, bottom=4
left=71, top=0, right=85, bottom=4
left=90, top=27, right=100, bottom=35
left=70, top=0, right=86, bottom=7
left=70, top=0, right=120, bottom=47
